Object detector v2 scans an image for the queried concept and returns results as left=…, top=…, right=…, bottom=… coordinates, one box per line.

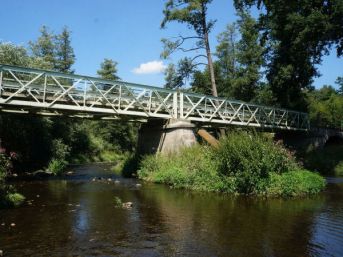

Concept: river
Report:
left=1, top=164, right=343, bottom=257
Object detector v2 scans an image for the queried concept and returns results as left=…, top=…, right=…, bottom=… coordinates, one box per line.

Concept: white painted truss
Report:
left=0, top=65, right=309, bottom=130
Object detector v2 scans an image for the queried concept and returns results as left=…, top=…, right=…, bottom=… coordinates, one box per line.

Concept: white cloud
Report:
left=132, top=60, right=166, bottom=74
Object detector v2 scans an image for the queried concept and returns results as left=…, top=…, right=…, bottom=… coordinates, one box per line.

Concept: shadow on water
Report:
left=0, top=164, right=342, bottom=257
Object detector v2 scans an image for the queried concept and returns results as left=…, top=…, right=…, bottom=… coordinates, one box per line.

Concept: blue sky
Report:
left=0, top=0, right=341, bottom=89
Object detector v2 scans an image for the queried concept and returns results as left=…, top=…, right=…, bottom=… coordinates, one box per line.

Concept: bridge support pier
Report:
left=137, top=119, right=197, bottom=155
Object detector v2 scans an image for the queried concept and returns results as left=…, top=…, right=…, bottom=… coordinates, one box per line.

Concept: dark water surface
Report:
left=1, top=164, right=343, bottom=257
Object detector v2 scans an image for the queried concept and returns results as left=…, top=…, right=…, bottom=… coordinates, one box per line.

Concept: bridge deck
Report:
left=0, top=64, right=309, bottom=130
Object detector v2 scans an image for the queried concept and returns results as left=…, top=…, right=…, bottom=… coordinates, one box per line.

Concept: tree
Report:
left=216, top=23, right=239, bottom=86
left=234, top=0, right=343, bottom=110
left=336, top=76, right=343, bottom=95
left=29, top=26, right=56, bottom=70
left=0, top=42, right=30, bottom=66
left=233, top=11, right=264, bottom=102
left=55, top=27, right=75, bottom=73
left=164, top=63, right=182, bottom=89
left=97, top=59, right=120, bottom=80
left=307, top=85, right=343, bottom=128
left=194, top=11, right=263, bottom=102
left=161, top=0, right=218, bottom=96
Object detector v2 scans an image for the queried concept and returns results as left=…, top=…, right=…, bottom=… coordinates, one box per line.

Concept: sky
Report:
left=0, top=0, right=341, bottom=89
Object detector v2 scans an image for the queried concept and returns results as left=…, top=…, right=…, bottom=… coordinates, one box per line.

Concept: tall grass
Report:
left=138, top=131, right=325, bottom=197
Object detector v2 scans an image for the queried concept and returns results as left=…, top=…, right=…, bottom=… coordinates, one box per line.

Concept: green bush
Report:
left=47, top=158, right=67, bottom=175
left=5, top=193, right=25, bottom=207
left=215, top=132, right=298, bottom=194
left=334, top=161, right=343, bottom=176
left=139, top=145, right=235, bottom=192
left=138, top=131, right=326, bottom=197
left=266, top=170, right=326, bottom=197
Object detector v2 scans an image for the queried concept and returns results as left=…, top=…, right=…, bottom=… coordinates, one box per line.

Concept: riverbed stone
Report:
left=122, top=202, right=133, bottom=209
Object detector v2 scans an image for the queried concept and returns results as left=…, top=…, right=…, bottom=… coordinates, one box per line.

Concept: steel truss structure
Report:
left=0, top=65, right=309, bottom=130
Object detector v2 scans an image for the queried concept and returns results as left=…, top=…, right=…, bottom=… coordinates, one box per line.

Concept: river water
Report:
left=1, top=164, right=343, bottom=257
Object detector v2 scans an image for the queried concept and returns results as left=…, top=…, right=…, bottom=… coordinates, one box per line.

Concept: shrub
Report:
left=5, top=192, right=25, bottom=207
left=215, top=131, right=298, bottom=194
left=47, top=158, right=67, bottom=175
left=139, top=145, right=236, bottom=193
left=138, top=131, right=326, bottom=197
left=334, top=161, right=343, bottom=176
left=51, top=139, right=70, bottom=161
left=266, top=170, right=326, bottom=197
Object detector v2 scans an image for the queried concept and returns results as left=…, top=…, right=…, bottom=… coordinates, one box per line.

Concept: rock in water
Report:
left=122, top=202, right=133, bottom=209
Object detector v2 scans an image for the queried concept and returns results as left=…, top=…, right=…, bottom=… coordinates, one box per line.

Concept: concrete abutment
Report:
left=137, top=119, right=197, bottom=155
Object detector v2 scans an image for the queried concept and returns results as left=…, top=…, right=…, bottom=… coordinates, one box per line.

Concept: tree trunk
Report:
left=205, top=34, right=218, bottom=97
left=201, top=6, right=218, bottom=98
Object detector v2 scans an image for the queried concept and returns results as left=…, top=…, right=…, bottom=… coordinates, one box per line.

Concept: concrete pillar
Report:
left=137, top=119, right=197, bottom=155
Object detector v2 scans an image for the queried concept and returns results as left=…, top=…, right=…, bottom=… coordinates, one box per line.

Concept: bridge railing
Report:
left=179, top=92, right=309, bottom=130
left=0, top=65, right=178, bottom=119
left=0, top=64, right=309, bottom=130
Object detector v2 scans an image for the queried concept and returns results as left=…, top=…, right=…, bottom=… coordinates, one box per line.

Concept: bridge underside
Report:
left=0, top=65, right=309, bottom=130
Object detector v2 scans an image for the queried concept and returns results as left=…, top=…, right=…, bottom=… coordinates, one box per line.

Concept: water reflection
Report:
left=0, top=165, right=342, bottom=257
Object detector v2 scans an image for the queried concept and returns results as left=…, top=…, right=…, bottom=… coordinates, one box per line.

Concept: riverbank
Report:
left=138, top=131, right=326, bottom=197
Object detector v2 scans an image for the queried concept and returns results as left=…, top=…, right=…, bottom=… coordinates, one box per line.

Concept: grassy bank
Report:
left=138, top=132, right=325, bottom=197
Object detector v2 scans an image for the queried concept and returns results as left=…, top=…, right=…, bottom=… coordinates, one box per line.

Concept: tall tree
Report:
left=97, top=59, right=120, bottom=80
left=234, top=0, right=343, bottom=110
left=161, top=0, right=218, bottom=96
left=233, top=11, right=264, bottom=101
left=336, top=76, right=343, bottom=95
left=55, top=27, right=75, bottom=73
left=216, top=23, right=238, bottom=83
left=29, top=26, right=56, bottom=70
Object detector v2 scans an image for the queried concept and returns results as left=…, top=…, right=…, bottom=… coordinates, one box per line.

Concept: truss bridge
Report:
left=0, top=64, right=309, bottom=130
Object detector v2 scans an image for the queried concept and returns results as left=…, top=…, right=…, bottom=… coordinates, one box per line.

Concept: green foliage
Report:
left=5, top=193, right=25, bottom=207
left=0, top=153, right=25, bottom=208
left=233, top=11, right=264, bottom=101
left=334, top=161, right=343, bottom=176
left=51, top=139, right=70, bottom=161
left=307, top=85, right=343, bottom=128
left=47, top=159, right=67, bottom=175
left=139, top=145, right=234, bottom=192
left=301, top=144, right=343, bottom=176
left=215, top=132, right=298, bottom=194
left=112, top=153, right=140, bottom=178
left=266, top=170, right=325, bottom=197
left=46, top=139, right=70, bottom=175
left=192, top=11, right=264, bottom=102
left=234, top=0, right=343, bottom=109
left=29, top=26, right=56, bottom=69
left=336, top=76, right=343, bottom=95
left=139, top=132, right=325, bottom=197
left=55, top=26, right=75, bottom=73
left=114, top=196, right=122, bottom=207
left=0, top=30, right=138, bottom=174
left=161, top=0, right=218, bottom=96
left=97, top=58, right=120, bottom=80
left=0, top=42, right=30, bottom=66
